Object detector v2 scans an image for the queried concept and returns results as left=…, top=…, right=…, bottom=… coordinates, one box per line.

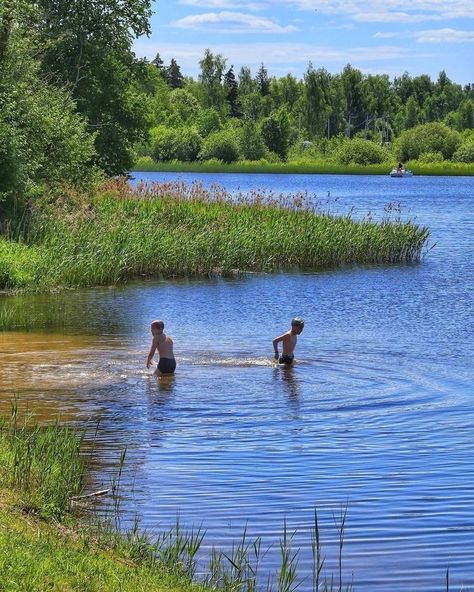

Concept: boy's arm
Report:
left=146, top=337, right=158, bottom=368
left=272, top=333, right=286, bottom=359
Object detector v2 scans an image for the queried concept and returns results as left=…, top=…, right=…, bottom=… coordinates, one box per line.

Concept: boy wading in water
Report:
left=272, top=317, right=305, bottom=365
left=146, top=320, right=176, bottom=377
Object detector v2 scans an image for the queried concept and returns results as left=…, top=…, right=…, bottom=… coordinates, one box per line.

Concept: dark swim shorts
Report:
left=158, top=357, right=176, bottom=374
left=279, top=355, right=294, bottom=365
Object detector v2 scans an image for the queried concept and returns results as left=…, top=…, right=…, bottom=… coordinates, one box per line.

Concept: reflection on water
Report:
left=1, top=174, right=473, bottom=591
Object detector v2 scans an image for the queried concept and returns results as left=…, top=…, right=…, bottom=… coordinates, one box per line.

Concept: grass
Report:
left=134, top=157, right=474, bottom=177
left=0, top=179, right=429, bottom=293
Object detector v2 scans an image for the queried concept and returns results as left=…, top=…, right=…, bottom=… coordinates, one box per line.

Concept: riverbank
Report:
left=0, top=409, right=206, bottom=591
left=0, top=179, right=429, bottom=294
left=134, top=157, right=474, bottom=176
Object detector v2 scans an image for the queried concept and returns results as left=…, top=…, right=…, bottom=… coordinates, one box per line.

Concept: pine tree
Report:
left=256, top=63, right=270, bottom=96
left=166, top=58, right=184, bottom=89
left=224, top=66, right=240, bottom=117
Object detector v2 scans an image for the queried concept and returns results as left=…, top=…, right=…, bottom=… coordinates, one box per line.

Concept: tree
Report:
left=404, top=96, right=419, bottom=130
left=0, top=31, right=97, bottom=215
left=166, top=58, right=184, bottom=89
left=152, top=52, right=165, bottom=73
left=224, top=66, right=240, bottom=117
left=396, top=122, right=461, bottom=161
left=256, top=63, right=271, bottom=96
left=238, top=122, right=266, bottom=160
left=303, top=64, right=332, bottom=139
left=199, top=49, right=227, bottom=111
left=340, top=64, right=365, bottom=138
left=457, top=99, right=474, bottom=130
left=260, top=108, right=291, bottom=160
left=14, top=0, right=153, bottom=175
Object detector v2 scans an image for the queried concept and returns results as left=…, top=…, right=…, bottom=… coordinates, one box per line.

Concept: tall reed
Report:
left=13, top=179, right=429, bottom=291
left=0, top=403, right=85, bottom=518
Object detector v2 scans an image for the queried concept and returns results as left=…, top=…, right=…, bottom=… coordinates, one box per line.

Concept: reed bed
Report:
left=10, top=178, right=429, bottom=291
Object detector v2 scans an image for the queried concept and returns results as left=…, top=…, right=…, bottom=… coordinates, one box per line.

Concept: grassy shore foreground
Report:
left=134, top=157, right=474, bottom=176
left=0, top=179, right=429, bottom=292
left=0, top=407, right=351, bottom=592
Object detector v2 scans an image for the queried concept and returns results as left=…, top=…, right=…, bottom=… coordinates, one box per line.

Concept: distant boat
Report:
left=390, top=168, right=413, bottom=177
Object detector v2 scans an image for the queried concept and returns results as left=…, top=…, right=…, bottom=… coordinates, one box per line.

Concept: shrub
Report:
left=396, top=122, right=461, bottom=161
left=418, top=151, right=444, bottom=163
left=336, top=138, right=388, bottom=165
left=150, top=126, right=202, bottom=161
left=201, top=130, right=239, bottom=163
left=196, top=109, right=222, bottom=137
left=238, top=122, right=267, bottom=161
left=452, top=142, right=474, bottom=163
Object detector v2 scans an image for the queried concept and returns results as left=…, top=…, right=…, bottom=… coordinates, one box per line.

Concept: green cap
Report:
left=291, top=316, right=305, bottom=327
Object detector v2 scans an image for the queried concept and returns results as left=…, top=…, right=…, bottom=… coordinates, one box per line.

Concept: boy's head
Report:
left=151, top=319, right=164, bottom=335
left=291, top=316, right=304, bottom=334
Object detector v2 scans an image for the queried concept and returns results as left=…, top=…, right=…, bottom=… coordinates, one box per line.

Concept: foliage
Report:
left=418, top=151, right=444, bottom=163
left=452, top=141, right=474, bottom=163
left=0, top=34, right=98, bottom=214
left=201, top=130, right=240, bottom=163
left=238, top=122, right=267, bottom=161
left=396, top=122, right=462, bottom=161
left=151, top=126, right=202, bottom=162
left=260, top=108, right=292, bottom=161
left=336, top=138, right=388, bottom=165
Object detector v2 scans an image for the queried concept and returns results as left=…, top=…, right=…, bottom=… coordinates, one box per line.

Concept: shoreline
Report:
left=133, top=159, right=474, bottom=177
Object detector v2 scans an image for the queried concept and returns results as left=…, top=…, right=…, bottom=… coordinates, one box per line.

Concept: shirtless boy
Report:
left=146, top=320, right=176, bottom=376
left=272, top=317, right=305, bottom=365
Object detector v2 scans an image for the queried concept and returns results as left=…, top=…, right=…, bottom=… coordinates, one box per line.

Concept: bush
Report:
left=452, top=142, right=474, bottom=163
left=201, top=130, right=239, bottom=163
left=396, top=122, right=461, bottom=161
left=196, top=109, right=222, bottom=137
left=418, top=151, right=444, bottom=163
left=238, top=122, right=267, bottom=161
left=336, top=138, right=388, bottom=165
left=150, top=126, right=202, bottom=161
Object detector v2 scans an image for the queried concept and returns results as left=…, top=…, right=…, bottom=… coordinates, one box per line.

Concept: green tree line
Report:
left=141, top=50, right=474, bottom=166
left=1, top=0, right=474, bottom=219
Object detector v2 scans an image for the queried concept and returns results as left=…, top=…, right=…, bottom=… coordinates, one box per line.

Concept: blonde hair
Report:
left=151, top=320, right=164, bottom=331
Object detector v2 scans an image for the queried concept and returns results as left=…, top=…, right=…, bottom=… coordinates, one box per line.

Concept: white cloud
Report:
left=415, top=27, right=474, bottom=43
left=374, top=31, right=401, bottom=38
left=283, top=0, right=474, bottom=23
left=374, top=27, right=474, bottom=43
left=134, top=40, right=421, bottom=69
left=172, top=11, right=298, bottom=33
left=179, top=0, right=267, bottom=10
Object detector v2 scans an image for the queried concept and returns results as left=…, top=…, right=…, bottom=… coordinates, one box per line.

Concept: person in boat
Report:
left=397, top=162, right=404, bottom=172
left=272, top=317, right=305, bottom=365
left=146, top=319, right=176, bottom=376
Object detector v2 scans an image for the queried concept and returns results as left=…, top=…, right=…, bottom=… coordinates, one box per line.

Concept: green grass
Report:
left=0, top=179, right=429, bottom=293
left=134, top=156, right=474, bottom=176
left=0, top=402, right=85, bottom=520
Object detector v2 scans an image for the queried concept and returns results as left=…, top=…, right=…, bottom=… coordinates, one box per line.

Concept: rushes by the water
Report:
left=4, top=178, right=429, bottom=291
left=0, top=403, right=85, bottom=519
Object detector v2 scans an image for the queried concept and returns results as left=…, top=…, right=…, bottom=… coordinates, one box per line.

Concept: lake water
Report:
left=1, top=173, right=473, bottom=591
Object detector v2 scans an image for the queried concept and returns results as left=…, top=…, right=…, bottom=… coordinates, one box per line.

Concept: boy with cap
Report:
left=272, top=317, right=305, bottom=365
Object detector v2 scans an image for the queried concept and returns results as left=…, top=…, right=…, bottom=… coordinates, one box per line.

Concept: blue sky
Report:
left=133, top=0, right=474, bottom=84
